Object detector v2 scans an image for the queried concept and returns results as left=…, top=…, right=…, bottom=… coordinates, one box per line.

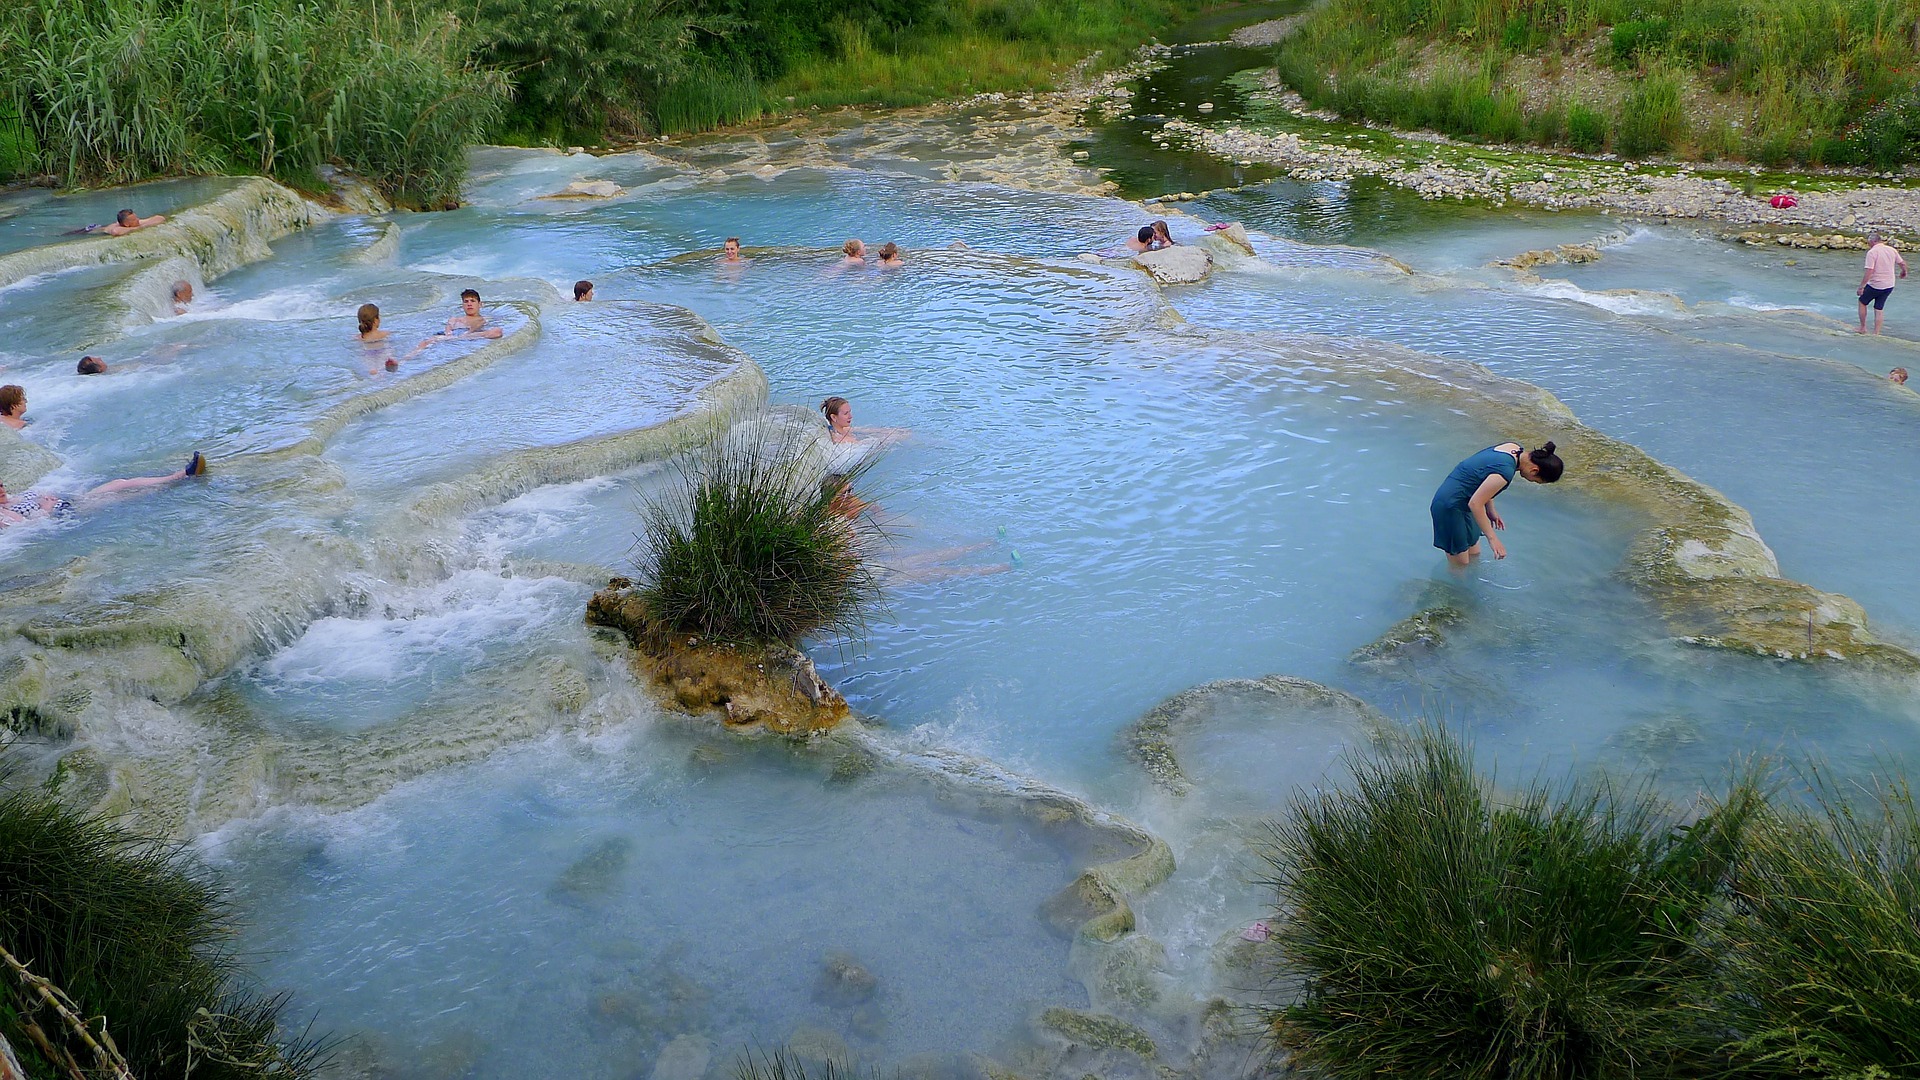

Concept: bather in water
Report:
left=1429, top=441, right=1563, bottom=567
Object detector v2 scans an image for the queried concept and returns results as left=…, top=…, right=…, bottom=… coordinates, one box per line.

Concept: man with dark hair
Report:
left=411, top=288, right=504, bottom=356
left=574, top=280, right=594, bottom=301
left=77, top=356, right=108, bottom=375
left=101, top=208, right=167, bottom=236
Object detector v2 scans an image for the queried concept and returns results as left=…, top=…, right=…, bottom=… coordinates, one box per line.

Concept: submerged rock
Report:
left=549, top=836, right=635, bottom=907
left=1129, top=245, right=1213, bottom=285
left=1036, top=1008, right=1156, bottom=1060
left=1121, top=674, right=1391, bottom=796
left=650, top=1034, right=714, bottom=1080
left=0, top=426, right=66, bottom=492
left=1352, top=583, right=1472, bottom=667
left=585, top=583, right=851, bottom=734
left=542, top=179, right=626, bottom=199
left=814, top=951, right=879, bottom=1006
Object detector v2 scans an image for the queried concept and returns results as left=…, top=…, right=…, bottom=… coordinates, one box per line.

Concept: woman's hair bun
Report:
left=1538, top=440, right=1556, bottom=456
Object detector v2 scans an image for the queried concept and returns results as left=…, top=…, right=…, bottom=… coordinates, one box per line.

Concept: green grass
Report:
left=1260, top=727, right=1755, bottom=1078
left=1273, top=0, right=1920, bottom=165
left=1257, top=729, right=1920, bottom=1078
left=636, top=428, right=886, bottom=646
left=758, top=0, right=1211, bottom=117
left=1715, top=768, right=1920, bottom=1078
left=0, top=0, right=507, bottom=207
left=0, top=766, right=326, bottom=1080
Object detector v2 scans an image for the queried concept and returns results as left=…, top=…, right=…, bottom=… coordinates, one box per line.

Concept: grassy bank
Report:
left=1, top=767, right=323, bottom=1079
left=1274, top=0, right=1920, bottom=167
left=1260, top=728, right=1920, bottom=1079
left=2, top=0, right=1212, bottom=202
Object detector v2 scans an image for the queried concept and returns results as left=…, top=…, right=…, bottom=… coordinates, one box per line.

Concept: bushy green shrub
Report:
left=470, top=0, right=704, bottom=141
left=1716, top=771, right=1920, bottom=1079
left=1845, top=85, right=1920, bottom=168
left=0, top=773, right=325, bottom=1080
left=636, top=428, right=885, bottom=646
left=1608, top=17, right=1670, bottom=65
left=1260, top=727, right=1754, bottom=1079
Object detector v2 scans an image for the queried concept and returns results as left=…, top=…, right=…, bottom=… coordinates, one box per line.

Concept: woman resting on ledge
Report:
left=1430, top=441, right=1563, bottom=567
left=1, top=452, right=208, bottom=528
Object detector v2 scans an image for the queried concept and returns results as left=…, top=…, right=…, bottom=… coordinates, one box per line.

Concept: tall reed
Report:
left=0, top=0, right=506, bottom=207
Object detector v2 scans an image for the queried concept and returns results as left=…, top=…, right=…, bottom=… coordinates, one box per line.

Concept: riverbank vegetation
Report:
left=1273, top=0, right=1920, bottom=167
left=1, top=768, right=324, bottom=1079
left=1259, top=727, right=1920, bottom=1078
left=1, top=0, right=1210, bottom=202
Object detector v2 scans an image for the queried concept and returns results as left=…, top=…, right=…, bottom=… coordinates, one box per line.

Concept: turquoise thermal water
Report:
left=5, top=91, right=1920, bottom=1078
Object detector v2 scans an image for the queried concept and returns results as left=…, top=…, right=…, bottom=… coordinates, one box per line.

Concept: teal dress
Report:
left=1431, top=446, right=1519, bottom=555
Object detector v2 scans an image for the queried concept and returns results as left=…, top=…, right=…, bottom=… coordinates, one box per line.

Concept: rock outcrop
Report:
left=585, top=581, right=850, bottom=734
left=1129, top=244, right=1213, bottom=284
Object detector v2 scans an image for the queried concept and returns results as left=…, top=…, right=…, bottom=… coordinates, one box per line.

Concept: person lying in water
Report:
left=0, top=452, right=208, bottom=528
left=1430, top=440, right=1563, bottom=567
left=820, top=473, right=1009, bottom=582
left=87, top=209, right=168, bottom=236
left=411, top=289, right=504, bottom=354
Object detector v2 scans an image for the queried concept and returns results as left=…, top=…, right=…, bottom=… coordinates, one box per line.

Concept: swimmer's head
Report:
left=357, top=303, right=381, bottom=335
left=0, top=385, right=24, bottom=416
left=879, top=242, right=899, bottom=261
left=1137, top=226, right=1154, bottom=243
left=843, top=239, right=864, bottom=258
left=1893, top=367, right=1910, bottom=385
left=573, top=280, right=594, bottom=301
left=724, top=237, right=741, bottom=259
left=460, top=288, right=481, bottom=316
left=1520, top=441, right=1564, bottom=484
left=821, top=396, right=850, bottom=427
left=116, top=209, right=138, bottom=227
left=77, top=356, right=107, bottom=375
left=1151, top=220, right=1172, bottom=242
left=170, top=279, right=193, bottom=303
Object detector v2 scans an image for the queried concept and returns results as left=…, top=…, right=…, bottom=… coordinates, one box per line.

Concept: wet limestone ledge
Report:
left=586, top=580, right=848, bottom=734
left=0, top=176, right=321, bottom=291
left=1250, top=332, right=1920, bottom=670
left=1122, top=675, right=1393, bottom=797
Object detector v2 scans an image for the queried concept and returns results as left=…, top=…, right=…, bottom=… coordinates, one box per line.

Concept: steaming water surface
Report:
left=7, top=104, right=1920, bottom=1079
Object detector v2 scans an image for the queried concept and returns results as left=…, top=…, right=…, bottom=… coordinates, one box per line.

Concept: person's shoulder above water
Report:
left=99, top=208, right=167, bottom=236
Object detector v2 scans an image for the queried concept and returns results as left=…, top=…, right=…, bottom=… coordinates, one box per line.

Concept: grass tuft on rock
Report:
left=0, top=764, right=325, bottom=1080
left=1258, top=726, right=1756, bottom=1079
left=636, top=427, right=885, bottom=647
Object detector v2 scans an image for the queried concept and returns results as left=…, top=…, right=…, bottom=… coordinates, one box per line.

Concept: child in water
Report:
left=1430, top=441, right=1563, bottom=566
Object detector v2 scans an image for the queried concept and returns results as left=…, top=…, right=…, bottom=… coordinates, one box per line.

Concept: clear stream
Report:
left=3, top=16, right=1919, bottom=1079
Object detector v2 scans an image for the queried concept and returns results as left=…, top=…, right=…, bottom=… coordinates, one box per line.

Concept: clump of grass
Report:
left=1615, top=67, right=1687, bottom=157
left=0, top=0, right=506, bottom=207
left=1259, top=726, right=1755, bottom=1079
left=0, top=767, right=326, bottom=1080
left=654, top=65, right=769, bottom=135
left=635, top=427, right=885, bottom=646
left=1715, top=769, right=1920, bottom=1078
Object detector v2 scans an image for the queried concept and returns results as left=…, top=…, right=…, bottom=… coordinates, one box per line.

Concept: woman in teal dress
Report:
left=1431, top=441, right=1563, bottom=566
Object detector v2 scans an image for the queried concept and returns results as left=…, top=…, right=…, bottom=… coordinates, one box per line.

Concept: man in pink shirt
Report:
left=1858, top=229, right=1908, bottom=334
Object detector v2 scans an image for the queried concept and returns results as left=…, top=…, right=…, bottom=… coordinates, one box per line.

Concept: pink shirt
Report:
left=1865, top=243, right=1905, bottom=289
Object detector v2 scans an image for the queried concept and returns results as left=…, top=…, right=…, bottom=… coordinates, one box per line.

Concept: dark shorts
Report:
left=1431, top=499, right=1481, bottom=556
left=1861, top=284, right=1894, bottom=309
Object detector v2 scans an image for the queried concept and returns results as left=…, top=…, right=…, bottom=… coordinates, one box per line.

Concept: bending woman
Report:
left=1430, top=441, right=1562, bottom=566
left=0, top=453, right=207, bottom=528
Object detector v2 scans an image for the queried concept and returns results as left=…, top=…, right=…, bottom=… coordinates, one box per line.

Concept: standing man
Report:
left=1858, top=229, right=1908, bottom=335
